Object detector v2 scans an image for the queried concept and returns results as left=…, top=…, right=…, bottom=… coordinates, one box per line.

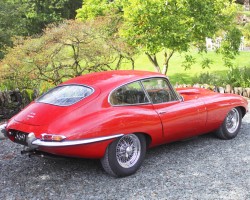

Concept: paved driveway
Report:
left=0, top=104, right=250, bottom=200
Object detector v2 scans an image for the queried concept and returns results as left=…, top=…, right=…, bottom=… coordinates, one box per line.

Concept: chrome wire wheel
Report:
left=225, top=108, right=240, bottom=134
left=116, top=134, right=141, bottom=168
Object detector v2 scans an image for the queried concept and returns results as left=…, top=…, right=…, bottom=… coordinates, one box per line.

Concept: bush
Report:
left=226, top=66, right=250, bottom=87
left=192, top=72, right=223, bottom=86
left=193, top=66, right=250, bottom=87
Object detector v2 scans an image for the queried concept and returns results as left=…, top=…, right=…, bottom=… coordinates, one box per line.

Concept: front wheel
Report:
left=101, top=134, right=146, bottom=177
left=214, top=107, right=242, bottom=140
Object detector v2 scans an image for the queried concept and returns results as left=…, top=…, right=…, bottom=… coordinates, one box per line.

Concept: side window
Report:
left=141, top=78, right=178, bottom=104
left=110, top=81, right=150, bottom=105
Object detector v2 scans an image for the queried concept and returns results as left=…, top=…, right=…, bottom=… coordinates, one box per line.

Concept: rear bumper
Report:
left=31, top=134, right=124, bottom=159
left=31, top=133, right=123, bottom=147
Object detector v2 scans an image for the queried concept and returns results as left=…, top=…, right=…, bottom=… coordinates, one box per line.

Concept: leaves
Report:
left=0, top=18, right=136, bottom=89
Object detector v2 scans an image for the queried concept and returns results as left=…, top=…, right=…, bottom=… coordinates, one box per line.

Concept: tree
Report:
left=0, top=19, right=135, bottom=89
left=121, top=0, right=241, bottom=74
left=77, top=0, right=242, bottom=74
left=0, top=0, right=83, bottom=59
left=20, top=0, right=83, bottom=35
left=76, top=0, right=123, bottom=20
left=0, top=0, right=26, bottom=59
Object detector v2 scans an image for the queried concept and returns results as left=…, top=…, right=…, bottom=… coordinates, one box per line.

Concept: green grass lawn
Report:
left=121, top=50, right=250, bottom=84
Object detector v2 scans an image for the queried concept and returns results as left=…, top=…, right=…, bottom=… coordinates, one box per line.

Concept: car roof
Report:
left=62, top=70, right=167, bottom=90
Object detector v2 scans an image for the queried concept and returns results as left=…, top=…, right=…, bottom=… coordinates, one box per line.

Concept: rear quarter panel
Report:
left=48, top=93, right=164, bottom=148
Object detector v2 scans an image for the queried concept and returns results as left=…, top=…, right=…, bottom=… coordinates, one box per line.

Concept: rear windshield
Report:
left=37, top=85, right=94, bottom=106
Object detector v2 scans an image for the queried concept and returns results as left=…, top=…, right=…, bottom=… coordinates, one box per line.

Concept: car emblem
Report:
left=27, top=112, right=36, bottom=120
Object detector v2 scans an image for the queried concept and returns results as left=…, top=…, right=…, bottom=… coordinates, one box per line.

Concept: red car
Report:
left=1, top=70, right=248, bottom=177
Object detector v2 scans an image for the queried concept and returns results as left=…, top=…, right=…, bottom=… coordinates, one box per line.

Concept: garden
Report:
left=1, top=0, right=250, bottom=119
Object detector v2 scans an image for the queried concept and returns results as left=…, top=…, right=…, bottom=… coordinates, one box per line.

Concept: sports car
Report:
left=1, top=70, right=248, bottom=177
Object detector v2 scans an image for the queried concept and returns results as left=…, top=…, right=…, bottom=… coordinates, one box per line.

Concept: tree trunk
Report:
left=145, top=52, right=161, bottom=73
left=162, top=50, right=174, bottom=75
left=130, top=58, right=135, bottom=70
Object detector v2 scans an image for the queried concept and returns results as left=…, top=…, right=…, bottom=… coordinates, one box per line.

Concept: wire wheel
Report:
left=225, top=108, right=240, bottom=134
left=116, top=134, right=141, bottom=168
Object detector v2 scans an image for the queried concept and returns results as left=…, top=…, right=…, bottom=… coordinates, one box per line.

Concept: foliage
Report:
left=122, top=0, right=240, bottom=74
left=0, top=0, right=82, bottom=59
left=182, top=55, right=196, bottom=70
left=218, top=27, right=242, bottom=67
left=241, top=22, right=250, bottom=46
left=193, top=66, right=250, bottom=87
left=21, top=0, right=83, bottom=35
left=225, top=66, right=250, bottom=87
left=0, top=0, right=26, bottom=59
left=77, top=0, right=242, bottom=74
left=0, top=19, right=136, bottom=89
left=192, top=72, right=223, bottom=86
left=76, top=0, right=123, bottom=20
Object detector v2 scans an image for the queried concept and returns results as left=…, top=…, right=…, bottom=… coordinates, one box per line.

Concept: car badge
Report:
left=27, top=112, right=36, bottom=120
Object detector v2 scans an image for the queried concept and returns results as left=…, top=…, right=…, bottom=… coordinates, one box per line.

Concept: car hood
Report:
left=14, top=102, right=72, bottom=126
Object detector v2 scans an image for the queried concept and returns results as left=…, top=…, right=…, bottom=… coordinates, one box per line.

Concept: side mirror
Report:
left=180, top=95, right=184, bottom=102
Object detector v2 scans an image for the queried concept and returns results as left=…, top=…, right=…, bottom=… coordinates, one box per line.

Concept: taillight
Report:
left=41, top=134, right=66, bottom=142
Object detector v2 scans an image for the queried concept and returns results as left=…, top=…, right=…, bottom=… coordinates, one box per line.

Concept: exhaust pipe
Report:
left=21, top=148, right=64, bottom=159
left=0, top=123, right=7, bottom=140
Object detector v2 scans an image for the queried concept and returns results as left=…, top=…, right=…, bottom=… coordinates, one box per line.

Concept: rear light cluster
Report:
left=41, top=134, right=66, bottom=142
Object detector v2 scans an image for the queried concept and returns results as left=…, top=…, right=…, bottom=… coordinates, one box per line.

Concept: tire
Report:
left=101, top=134, right=146, bottom=177
left=215, top=107, right=242, bottom=140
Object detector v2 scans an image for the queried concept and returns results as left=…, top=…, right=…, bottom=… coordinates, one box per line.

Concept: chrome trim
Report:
left=31, top=134, right=124, bottom=147
left=0, top=123, right=7, bottom=140
left=116, top=134, right=141, bottom=168
left=27, top=132, right=38, bottom=149
left=139, top=81, right=152, bottom=103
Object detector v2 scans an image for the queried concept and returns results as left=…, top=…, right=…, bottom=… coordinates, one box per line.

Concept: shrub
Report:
left=193, top=66, right=250, bottom=87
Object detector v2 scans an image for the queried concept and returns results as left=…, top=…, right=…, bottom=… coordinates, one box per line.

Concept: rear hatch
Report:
left=14, top=102, right=69, bottom=126
left=14, top=84, right=100, bottom=126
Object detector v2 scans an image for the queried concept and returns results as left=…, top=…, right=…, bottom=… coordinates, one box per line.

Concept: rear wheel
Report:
left=215, top=107, right=242, bottom=140
left=101, top=134, right=146, bottom=177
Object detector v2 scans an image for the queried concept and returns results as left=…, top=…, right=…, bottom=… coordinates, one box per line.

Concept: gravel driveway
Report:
left=0, top=104, right=250, bottom=200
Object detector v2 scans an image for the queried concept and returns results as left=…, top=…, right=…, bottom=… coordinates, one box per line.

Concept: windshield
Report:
left=37, top=85, right=94, bottom=106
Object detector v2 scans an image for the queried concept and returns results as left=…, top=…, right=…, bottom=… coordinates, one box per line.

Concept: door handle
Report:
left=158, top=111, right=167, bottom=114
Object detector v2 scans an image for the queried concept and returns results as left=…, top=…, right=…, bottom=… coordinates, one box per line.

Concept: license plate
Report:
left=14, top=131, right=28, bottom=145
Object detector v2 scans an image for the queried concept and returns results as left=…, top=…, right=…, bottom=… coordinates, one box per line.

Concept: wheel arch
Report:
left=133, top=132, right=152, bottom=147
left=237, top=106, right=246, bottom=118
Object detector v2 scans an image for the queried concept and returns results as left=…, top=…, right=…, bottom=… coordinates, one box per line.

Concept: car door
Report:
left=141, top=78, right=206, bottom=143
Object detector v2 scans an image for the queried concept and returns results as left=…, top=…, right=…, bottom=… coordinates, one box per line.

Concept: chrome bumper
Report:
left=30, top=133, right=124, bottom=148
left=0, top=123, right=7, bottom=140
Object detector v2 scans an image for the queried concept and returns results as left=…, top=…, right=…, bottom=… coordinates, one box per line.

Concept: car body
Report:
left=1, top=70, right=248, bottom=177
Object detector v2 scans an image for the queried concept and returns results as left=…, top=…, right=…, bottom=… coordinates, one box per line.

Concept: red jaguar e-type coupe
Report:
left=1, top=70, right=248, bottom=177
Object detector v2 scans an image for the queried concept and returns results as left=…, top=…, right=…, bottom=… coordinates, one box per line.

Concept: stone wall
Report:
left=1, top=84, right=249, bottom=120
left=0, top=89, right=39, bottom=120
left=175, top=84, right=250, bottom=98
